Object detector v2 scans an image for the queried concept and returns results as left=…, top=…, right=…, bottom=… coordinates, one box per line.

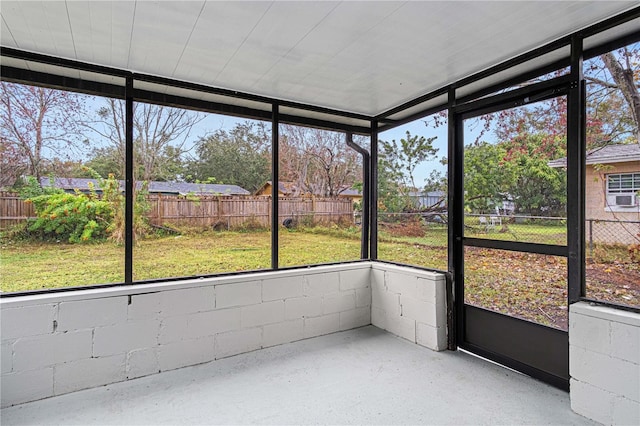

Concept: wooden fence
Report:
left=0, top=192, right=354, bottom=230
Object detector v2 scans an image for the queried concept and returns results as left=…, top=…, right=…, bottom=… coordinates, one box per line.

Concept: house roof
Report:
left=548, top=144, right=640, bottom=168
left=40, top=177, right=249, bottom=196
left=1, top=2, right=637, bottom=129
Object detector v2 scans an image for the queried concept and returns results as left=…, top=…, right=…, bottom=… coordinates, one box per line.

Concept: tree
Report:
left=377, top=131, right=438, bottom=212
left=87, top=99, right=203, bottom=182
left=185, top=121, right=270, bottom=192
left=279, top=125, right=361, bottom=197
left=0, top=82, right=87, bottom=186
left=588, top=46, right=640, bottom=143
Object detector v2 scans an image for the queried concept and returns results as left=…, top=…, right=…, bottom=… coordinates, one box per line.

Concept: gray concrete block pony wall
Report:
left=1, top=264, right=381, bottom=407
left=569, top=302, right=640, bottom=426
left=371, top=264, right=447, bottom=351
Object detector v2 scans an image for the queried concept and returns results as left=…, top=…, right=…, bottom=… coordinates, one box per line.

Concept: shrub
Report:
left=26, top=188, right=113, bottom=243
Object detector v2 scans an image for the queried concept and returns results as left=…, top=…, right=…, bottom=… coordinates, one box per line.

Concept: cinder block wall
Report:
left=570, top=302, right=640, bottom=425
left=370, top=263, right=447, bottom=351
left=0, top=264, right=372, bottom=407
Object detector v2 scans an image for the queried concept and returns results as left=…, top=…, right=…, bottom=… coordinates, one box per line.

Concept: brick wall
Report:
left=570, top=302, right=639, bottom=425
left=0, top=264, right=373, bottom=407
left=370, top=263, right=447, bottom=351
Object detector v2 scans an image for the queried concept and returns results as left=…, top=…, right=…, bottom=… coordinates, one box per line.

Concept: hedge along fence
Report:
left=0, top=192, right=355, bottom=230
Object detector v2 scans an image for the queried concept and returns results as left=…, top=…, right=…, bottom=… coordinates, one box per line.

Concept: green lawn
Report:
left=2, top=225, right=636, bottom=330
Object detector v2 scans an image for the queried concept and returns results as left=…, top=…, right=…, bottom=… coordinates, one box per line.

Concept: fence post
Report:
left=588, top=219, right=593, bottom=260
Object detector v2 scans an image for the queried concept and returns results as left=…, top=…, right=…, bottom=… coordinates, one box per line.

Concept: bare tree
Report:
left=0, top=82, right=87, bottom=186
left=280, top=125, right=361, bottom=197
left=87, top=99, right=204, bottom=182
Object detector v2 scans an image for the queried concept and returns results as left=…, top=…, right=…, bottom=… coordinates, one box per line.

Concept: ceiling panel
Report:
left=1, top=1, right=637, bottom=122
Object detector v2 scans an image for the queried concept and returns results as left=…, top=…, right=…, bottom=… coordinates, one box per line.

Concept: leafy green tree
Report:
left=185, top=122, right=270, bottom=192
left=378, top=131, right=439, bottom=213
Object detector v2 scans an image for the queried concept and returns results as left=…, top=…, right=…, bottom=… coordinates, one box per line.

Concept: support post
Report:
left=125, top=76, right=134, bottom=284
left=567, top=34, right=586, bottom=304
left=271, top=104, right=280, bottom=270
left=448, top=87, right=462, bottom=350
left=370, top=121, right=378, bottom=260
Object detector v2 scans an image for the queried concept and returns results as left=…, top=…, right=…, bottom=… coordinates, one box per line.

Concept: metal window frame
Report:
left=0, top=7, right=638, bottom=311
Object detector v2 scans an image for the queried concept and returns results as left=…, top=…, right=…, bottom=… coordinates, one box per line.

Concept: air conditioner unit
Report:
left=615, top=194, right=637, bottom=207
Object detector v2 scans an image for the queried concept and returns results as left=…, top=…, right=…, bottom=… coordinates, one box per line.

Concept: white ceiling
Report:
left=1, top=1, right=638, bottom=119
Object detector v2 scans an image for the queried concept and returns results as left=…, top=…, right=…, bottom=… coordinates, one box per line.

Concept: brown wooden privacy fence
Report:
left=0, top=193, right=354, bottom=230
left=0, top=192, right=35, bottom=229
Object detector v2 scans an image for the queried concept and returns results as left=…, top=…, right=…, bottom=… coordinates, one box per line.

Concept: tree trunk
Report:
left=602, top=52, right=640, bottom=142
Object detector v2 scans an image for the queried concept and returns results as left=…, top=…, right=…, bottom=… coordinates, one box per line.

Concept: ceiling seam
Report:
left=1, top=15, right=18, bottom=49
left=212, top=1, right=275, bottom=84
left=64, top=1, right=78, bottom=60
left=126, top=1, right=138, bottom=69
left=171, top=1, right=206, bottom=78
left=250, top=1, right=342, bottom=90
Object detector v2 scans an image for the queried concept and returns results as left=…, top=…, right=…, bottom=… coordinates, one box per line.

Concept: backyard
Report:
left=2, top=223, right=638, bottom=330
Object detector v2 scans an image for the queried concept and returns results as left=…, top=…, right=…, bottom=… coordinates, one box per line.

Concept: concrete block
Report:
left=303, top=272, right=339, bottom=296
left=613, top=396, right=640, bottom=426
left=159, top=315, right=188, bottom=344
left=158, top=336, right=214, bottom=371
left=54, top=355, right=126, bottom=395
left=263, top=320, right=304, bottom=348
left=339, top=269, right=370, bottom=291
left=188, top=308, right=242, bottom=339
left=386, top=315, right=416, bottom=343
left=127, top=348, right=159, bottom=380
left=569, top=312, right=610, bottom=354
left=416, top=322, right=447, bottom=351
left=285, top=296, right=323, bottom=320
left=303, top=313, right=340, bottom=338
left=370, top=269, right=385, bottom=290
left=216, top=281, right=261, bottom=308
left=355, top=288, right=371, bottom=308
left=371, top=307, right=387, bottom=330
left=262, top=276, right=303, bottom=302
left=58, top=297, right=126, bottom=331
left=241, top=301, right=284, bottom=328
left=1, top=304, right=56, bottom=340
left=571, top=346, right=639, bottom=402
left=386, top=271, right=418, bottom=298
left=160, top=287, right=215, bottom=317
left=400, top=296, right=437, bottom=327
left=215, top=327, right=262, bottom=359
left=339, top=307, right=370, bottom=331
left=1, top=341, right=12, bottom=374
left=13, top=330, right=93, bottom=371
left=128, top=293, right=162, bottom=320
left=570, top=378, right=613, bottom=425
left=416, top=277, right=446, bottom=307
left=373, top=289, right=401, bottom=316
left=610, top=321, right=639, bottom=364
left=323, top=291, right=356, bottom=314
left=93, top=320, right=159, bottom=357
left=0, top=368, right=53, bottom=408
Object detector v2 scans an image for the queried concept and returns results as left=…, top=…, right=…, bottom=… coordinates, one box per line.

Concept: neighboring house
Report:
left=39, top=177, right=250, bottom=196
left=548, top=144, right=640, bottom=244
left=254, top=180, right=362, bottom=202
left=254, top=181, right=302, bottom=197
left=408, top=191, right=446, bottom=209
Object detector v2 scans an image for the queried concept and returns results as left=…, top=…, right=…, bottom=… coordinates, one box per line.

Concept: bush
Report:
left=26, top=189, right=113, bottom=243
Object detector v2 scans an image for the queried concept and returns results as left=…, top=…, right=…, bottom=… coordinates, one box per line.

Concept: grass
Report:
left=1, top=225, right=637, bottom=330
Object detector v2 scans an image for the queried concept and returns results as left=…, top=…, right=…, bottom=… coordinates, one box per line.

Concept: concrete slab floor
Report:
left=1, top=326, right=594, bottom=425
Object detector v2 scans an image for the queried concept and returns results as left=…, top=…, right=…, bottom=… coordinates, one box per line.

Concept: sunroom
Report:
left=1, top=2, right=639, bottom=425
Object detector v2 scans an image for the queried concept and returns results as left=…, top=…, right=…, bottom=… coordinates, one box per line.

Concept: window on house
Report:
left=606, top=173, right=640, bottom=194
